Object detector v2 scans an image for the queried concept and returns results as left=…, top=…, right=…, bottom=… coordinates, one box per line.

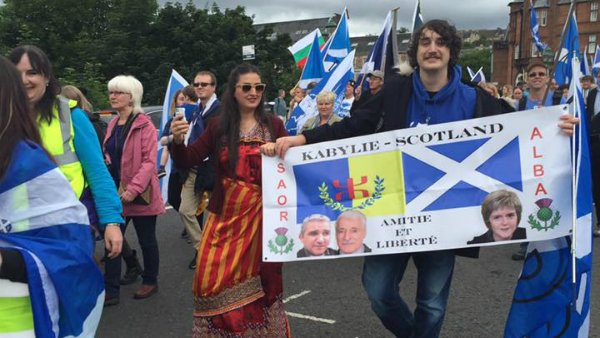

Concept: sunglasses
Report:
left=236, top=83, right=266, bottom=93
left=528, top=72, right=546, bottom=78
left=193, top=82, right=213, bottom=88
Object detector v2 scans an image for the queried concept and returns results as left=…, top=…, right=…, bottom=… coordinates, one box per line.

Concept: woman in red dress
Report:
left=170, top=64, right=290, bottom=337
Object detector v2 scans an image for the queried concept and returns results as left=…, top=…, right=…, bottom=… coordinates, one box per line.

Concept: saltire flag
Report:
left=0, top=141, right=104, bottom=337
left=466, top=66, right=476, bottom=79
left=555, top=11, right=580, bottom=85
left=592, top=47, right=600, bottom=79
left=355, top=11, right=392, bottom=94
left=469, top=67, right=486, bottom=83
left=298, top=33, right=326, bottom=89
left=384, top=8, right=401, bottom=76
left=294, top=133, right=524, bottom=222
left=412, top=0, right=424, bottom=33
left=286, top=50, right=355, bottom=135
left=530, top=0, right=547, bottom=54
left=288, top=28, right=325, bottom=69
left=159, top=69, right=188, bottom=204
left=322, top=8, right=351, bottom=72
left=504, top=51, right=593, bottom=337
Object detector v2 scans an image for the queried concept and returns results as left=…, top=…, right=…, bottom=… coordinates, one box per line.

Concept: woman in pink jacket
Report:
left=103, top=75, right=165, bottom=305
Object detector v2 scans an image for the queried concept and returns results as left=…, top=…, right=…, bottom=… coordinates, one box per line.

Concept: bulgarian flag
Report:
left=288, top=28, right=325, bottom=69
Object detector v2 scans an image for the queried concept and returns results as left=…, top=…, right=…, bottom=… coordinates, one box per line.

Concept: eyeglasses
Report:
left=109, top=91, right=129, bottom=96
left=528, top=72, right=546, bottom=78
left=193, top=82, right=214, bottom=88
left=236, top=83, right=266, bottom=93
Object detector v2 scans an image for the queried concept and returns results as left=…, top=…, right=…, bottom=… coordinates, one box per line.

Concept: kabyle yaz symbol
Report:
left=320, top=175, right=385, bottom=212
left=528, top=198, right=561, bottom=231
left=268, top=227, right=295, bottom=255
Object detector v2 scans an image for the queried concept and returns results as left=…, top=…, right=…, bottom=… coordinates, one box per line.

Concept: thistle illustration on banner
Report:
left=527, top=198, right=561, bottom=231
left=268, top=227, right=295, bottom=254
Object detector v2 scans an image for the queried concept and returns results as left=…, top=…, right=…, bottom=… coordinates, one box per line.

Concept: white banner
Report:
left=262, top=106, right=573, bottom=262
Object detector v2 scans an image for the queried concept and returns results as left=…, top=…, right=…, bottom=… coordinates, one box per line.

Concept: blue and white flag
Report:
left=299, top=33, right=326, bottom=89
left=466, top=66, right=476, bottom=80
left=504, top=52, right=593, bottom=337
left=530, top=0, right=547, bottom=54
left=555, top=12, right=580, bottom=85
left=412, top=0, right=424, bottom=33
left=0, top=141, right=104, bottom=337
left=322, top=9, right=351, bottom=72
left=469, top=67, right=486, bottom=83
left=355, top=11, right=392, bottom=94
left=592, top=47, right=600, bottom=78
left=159, top=69, right=188, bottom=204
left=581, top=46, right=591, bottom=76
left=286, top=50, right=355, bottom=135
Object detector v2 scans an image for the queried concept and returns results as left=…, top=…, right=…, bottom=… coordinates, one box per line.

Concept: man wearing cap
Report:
left=275, top=19, right=578, bottom=338
left=353, top=70, right=384, bottom=111
left=338, top=79, right=356, bottom=118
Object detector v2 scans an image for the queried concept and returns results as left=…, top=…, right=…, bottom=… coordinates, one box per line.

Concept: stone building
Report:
left=492, top=0, right=600, bottom=85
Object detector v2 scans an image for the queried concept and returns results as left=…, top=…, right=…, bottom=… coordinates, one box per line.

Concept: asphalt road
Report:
left=96, top=209, right=600, bottom=338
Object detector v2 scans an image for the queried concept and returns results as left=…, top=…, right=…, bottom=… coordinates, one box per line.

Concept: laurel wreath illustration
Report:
left=319, top=175, right=385, bottom=211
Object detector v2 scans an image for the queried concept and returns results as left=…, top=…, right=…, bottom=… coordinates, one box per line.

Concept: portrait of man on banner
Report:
left=297, top=214, right=337, bottom=257
left=335, top=210, right=372, bottom=255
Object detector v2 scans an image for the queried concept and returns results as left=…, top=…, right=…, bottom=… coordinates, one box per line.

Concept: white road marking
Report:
left=165, top=205, right=173, bottom=210
left=283, top=290, right=311, bottom=303
left=285, top=311, right=336, bottom=324
left=283, top=290, right=336, bottom=324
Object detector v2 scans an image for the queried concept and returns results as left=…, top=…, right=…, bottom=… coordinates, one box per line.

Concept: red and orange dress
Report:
left=170, top=116, right=290, bottom=337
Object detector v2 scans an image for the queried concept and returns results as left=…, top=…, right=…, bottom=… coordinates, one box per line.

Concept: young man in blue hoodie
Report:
left=274, top=19, right=579, bottom=338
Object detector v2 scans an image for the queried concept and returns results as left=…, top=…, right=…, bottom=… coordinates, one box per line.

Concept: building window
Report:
left=531, top=42, right=542, bottom=57
left=592, top=2, right=598, bottom=22
left=539, top=10, right=547, bottom=27
left=514, top=45, right=520, bottom=60
left=589, top=35, right=597, bottom=54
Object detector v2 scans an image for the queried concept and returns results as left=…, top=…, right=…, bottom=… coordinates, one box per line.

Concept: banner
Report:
left=262, top=107, right=573, bottom=262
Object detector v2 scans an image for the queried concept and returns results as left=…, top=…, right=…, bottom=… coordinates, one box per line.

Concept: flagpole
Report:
left=543, top=0, right=576, bottom=104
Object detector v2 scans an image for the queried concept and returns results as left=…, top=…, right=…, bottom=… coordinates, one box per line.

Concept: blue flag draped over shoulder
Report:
left=0, top=141, right=104, bottom=338
left=504, top=52, right=593, bottom=337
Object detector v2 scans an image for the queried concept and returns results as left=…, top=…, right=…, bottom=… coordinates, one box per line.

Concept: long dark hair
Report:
left=8, top=45, right=61, bottom=123
left=217, top=64, right=274, bottom=174
left=0, top=56, right=43, bottom=180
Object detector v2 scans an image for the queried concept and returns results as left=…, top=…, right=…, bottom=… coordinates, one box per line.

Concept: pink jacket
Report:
left=104, top=113, right=165, bottom=217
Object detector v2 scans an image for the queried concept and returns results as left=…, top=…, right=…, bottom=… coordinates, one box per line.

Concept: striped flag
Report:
left=288, top=29, right=325, bottom=69
left=159, top=69, right=188, bottom=205
left=298, top=33, right=326, bottom=89
left=0, top=141, right=104, bottom=337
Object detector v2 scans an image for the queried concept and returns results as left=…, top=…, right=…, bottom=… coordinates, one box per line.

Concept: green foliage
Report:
left=0, top=0, right=298, bottom=106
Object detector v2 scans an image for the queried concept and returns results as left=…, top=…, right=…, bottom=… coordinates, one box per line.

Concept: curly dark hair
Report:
left=217, top=63, right=273, bottom=175
left=407, top=20, right=462, bottom=70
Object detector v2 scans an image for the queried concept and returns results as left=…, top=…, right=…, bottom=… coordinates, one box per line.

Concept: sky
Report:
left=164, top=0, right=512, bottom=36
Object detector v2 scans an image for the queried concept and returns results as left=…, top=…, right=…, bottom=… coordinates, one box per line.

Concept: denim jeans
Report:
left=362, top=250, right=455, bottom=338
left=104, top=216, right=159, bottom=296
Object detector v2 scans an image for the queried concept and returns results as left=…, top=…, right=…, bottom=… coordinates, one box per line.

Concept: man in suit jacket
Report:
left=335, top=210, right=372, bottom=254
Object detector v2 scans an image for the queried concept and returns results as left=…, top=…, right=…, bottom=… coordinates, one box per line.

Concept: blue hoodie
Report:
left=407, top=66, right=477, bottom=127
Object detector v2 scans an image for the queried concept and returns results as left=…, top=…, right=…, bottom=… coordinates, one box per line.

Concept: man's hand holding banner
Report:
left=262, top=106, right=573, bottom=262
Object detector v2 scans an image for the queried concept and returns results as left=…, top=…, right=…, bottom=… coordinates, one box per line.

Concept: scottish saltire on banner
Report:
left=530, top=0, right=547, bottom=54
left=355, top=11, right=392, bottom=94
left=555, top=11, right=580, bottom=85
left=288, top=29, right=325, bottom=69
left=285, top=50, right=355, bottom=135
left=265, top=108, right=573, bottom=262
left=504, top=51, right=593, bottom=338
left=322, top=9, right=351, bottom=72
left=298, top=34, right=326, bottom=89
left=0, top=141, right=104, bottom=337
left=159, top=69, right=188, bottom=204
left=412, top=0, right=424, bottom=33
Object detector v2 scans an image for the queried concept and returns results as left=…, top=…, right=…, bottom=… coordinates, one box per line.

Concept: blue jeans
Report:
left=362, top=250, right=455, bottom=338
